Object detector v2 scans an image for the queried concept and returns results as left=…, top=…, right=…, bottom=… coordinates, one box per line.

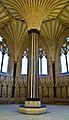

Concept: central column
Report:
left=27, top=29, right=39, bottom=99
left=19, top=29, right=47, bottom=114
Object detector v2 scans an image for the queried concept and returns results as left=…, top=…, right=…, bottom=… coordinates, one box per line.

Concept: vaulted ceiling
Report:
left=0, top=0, right=69, bottom=59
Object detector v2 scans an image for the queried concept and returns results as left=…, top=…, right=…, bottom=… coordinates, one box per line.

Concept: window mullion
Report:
left=66, top=54, right=68, bottom=72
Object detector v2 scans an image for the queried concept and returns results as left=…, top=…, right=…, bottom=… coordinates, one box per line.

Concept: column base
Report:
left=18, top=98, right=47, bottom=114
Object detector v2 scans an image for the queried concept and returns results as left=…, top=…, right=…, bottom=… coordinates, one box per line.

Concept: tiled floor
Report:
left=0, top=104, right=69, bottom=120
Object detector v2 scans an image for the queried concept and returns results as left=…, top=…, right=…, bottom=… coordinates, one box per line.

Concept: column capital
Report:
left=28, top=29, right=40, bottom=35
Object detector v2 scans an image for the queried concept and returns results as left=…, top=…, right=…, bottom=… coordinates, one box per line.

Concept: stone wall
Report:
left=0, top=75, right=69, bottom=104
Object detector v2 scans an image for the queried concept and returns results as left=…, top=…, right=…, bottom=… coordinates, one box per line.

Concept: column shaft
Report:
left=27, top=29, right=39, bottom=99
left=52, top=61, right=56, bottom=98
left=12, top=62, right=17, bottom=97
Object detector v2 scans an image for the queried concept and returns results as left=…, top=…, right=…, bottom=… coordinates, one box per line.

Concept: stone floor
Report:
left=0, top=104, right=69, bottom=120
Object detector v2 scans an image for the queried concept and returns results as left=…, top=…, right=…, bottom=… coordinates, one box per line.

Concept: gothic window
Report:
left=60, top=37, right=69, bottom=73
left=39, top=48, right=48, bottom=75
left=0, top=36, right=9, bottom=73
left=21, top=49, right=28, bottom=75
left=0, top=50, right=2, bottom=71
left=21, top=48, right=48, bottom=76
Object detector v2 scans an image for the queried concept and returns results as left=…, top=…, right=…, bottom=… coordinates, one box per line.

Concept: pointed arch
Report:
left=60, top=37, right=69, bottom=74
left=21, top=48, right=48, bottom=76
left=0, top=35, right=9, bottom=74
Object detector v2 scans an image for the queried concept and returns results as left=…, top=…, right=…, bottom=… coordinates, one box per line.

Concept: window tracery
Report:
left=0, top=36, right=9, bottom=73
left=21, top=48, right=48, bottom=76
left=60, top=37, right=69, bottom=73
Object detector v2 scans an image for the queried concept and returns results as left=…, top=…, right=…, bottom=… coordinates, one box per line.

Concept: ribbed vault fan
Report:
left=1, top=0, right=69, bottom=29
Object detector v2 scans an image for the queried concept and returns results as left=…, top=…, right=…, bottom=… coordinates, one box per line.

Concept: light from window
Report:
left=42, top=56, right=48, bottom=75
left=66, top=37, right=69, bottom=42
left=67, top=51, right=69, bottom=71
left=39, top=57, right=41, bottom=75
left=60, top=53, right=67, bottom=73
left=2, top=53, right=9, bottom=73
left=0, top=51, right=2, bottom=71
left=0, top=36, right=3, bottom=42
left=21, top=56, right=28, bottom=75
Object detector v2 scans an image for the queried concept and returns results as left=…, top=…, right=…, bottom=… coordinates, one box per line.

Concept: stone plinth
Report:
left=25, top=100, right=41, bottom=107
left=18, top=98, right=46, bottom=114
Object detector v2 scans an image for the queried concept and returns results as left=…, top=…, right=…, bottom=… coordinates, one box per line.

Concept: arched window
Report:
left=39, top=48, right=48, bottom=75
left=21, top=48, right=48, bottom=76
left=2, top=53, right=9, bottom=73
left=21, top=49, right=28, bottom=75
left=0, top=51, right=2, bottom=71
left=60, top=37, right=69, bottom=73
left=0, top=36, right=9, bottom=73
